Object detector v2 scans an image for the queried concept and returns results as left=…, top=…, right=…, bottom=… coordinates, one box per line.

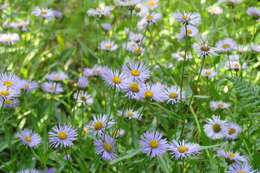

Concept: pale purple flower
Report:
left=16, top=129, right=41, bottom=148
left=0, top=96, right=19, bottom=108
left=171, top=52, right=192, bottom=61
left=18, top=80, right=38, bottom=92
left=77, top=76, right=88, bottom=89
left=99, top=40, right=118, bottom=51
left=115, top=0, right=141, bottom=6
left=94, top=135, right=117, bottom=160
left=207, top=6, right=223, bottom=15
left=17, top=169, right=40, bottom=173
left=247, top=7, right=260, bottom=18
left=3, top=20, right=29, bottom=31
left=73, top=91, right=93, bottom=105
left=101, top=23, right=112, bottom=31
left=32, top=7, right=55, bottom=20
left=49, top=125, right=77, bottom=148
left=123, top=79, right=145, bottom=99
left=140, top=131, right=168, bottom=157
left=87, top=115, right=114, bottom=136
left=227, top=163, right=256, bottom=173
left=0, top=73, right=21, bottom=89
left=203, top=115, right=227, bottom=140
left=210, top=101, right=231, bottom=111
left=225, top=122, right=242, bottom=140
left=0, top=33, right=20, bottom=45
left=172, top=12, right=201, bottom=26
left=87, top=6, right=113, bottom=17
left=41, top=82, right=63, bottom=94
left=193, top=41, right=218, bottom=57
left=118, top=109, right=142, bottom=120
left=46, top=71, right=68, bottom=82
left=138, top=83, right=167, bottom=102
left=122, top=61, right=150, bottom=82
left=217, top=149, right=247, bottom=163
left=169, top=140, right=201, bottom=159
left=101, top=69, right=128, bottom=90
left=178, top=25, right=198, bottom=40
left=216, top=38, right=237, bottom=52
left=201, top=69, right=217, bottom=79
left=164, top=86, right=185, bottom=104
left=137, top=12, right=162, bottom=30
left=143, top=0, right=159, bottom=10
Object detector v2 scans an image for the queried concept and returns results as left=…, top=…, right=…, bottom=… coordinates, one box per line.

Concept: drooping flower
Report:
left=94, top=135, right=117, bottom=160
left=46, top=71, right=68, bottom=82
left=140, top=131, right=168, bottom=157
left=16, top=129, right=41, bottom=148
left=32, top=7, right=55, bottom=20
left=41, top=82, right=63, bottom=94
left=137, top=12, right=162, bottom=30
left=87, top=5, right=113, bottom=17
left=18, top=80, right=38, bottom=92
left=3, top=20, right=29, bottom=31
left=171, top=52, right=192, bottom=61
left=73, top=91, right=93, bottom=105
left=203, top=115, right=227, bottom=140
left=49, top=125, right=77, bottom=148
left=178, top=25, right=199, bottom=40
left=168, top=140, right=201, bottom=159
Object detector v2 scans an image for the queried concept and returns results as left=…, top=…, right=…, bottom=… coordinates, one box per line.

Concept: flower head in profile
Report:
left=17, top=169, right=40, bottom=173
left=138, top=12, right=162, bottom=30
left=87, top=115, right=114, bottom=136
left=77, top=76, right=88, bottom=89
left=16, top=129, right=41, bottom=148
left=171, top=52, right=192, bottom=61
left=140, top=131, right=168, bottom=157
left=94, top=135, right=117, bottom=160
left=41, top=82, right=63, bottom=94
left=217, top=149, right=247, bottom=164
left=227, top=163, right=256, bottom=173
left=172, top=12, right=201, bottom=26
left=178, top=25, right=199, bottom=40
left=122, top=61, right=150, bottom=82
left=203, top=115, right=227, bottom=140
left=216, top=38, right=237, bottom=52
left=49, top=125, right=77, bottom=148
left=207, top=6, right=223, bottom=15
left=247, top=7, right=260, bottom=18
left=225, top=122, right=242, bottom=140
left=0, top=33, right=20, bottom=45
left=118, top=109, right=142, bottom=120
left=115, top=0, right=141, bottom=6
left=210, top=101, right=231, bottom=111
left=201, top=69, right=217, bottom=79
left=74, top=91, right=93, bottom=105
left=32, top=7, right=55, bottom=20
left=168, top=140, right=201, bottom=159
left=18, top=80, right=38, bottom=92
left=99, top=40, right=118, bottom=51
left=164, top=86, right=185, bottom=104
left=46, top=71, right=68, bottom=82
left=87, top=5, right=113, bottom=17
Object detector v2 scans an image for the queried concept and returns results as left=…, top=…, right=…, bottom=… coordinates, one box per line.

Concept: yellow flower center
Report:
left=24, top=135, right=32, bottom=143
left=228, top=128, right=236, bottom=135
left=134, top=47, right=142, bottom=54
left=0, top=90, right=10, bottom=97
left=200, top=46, right=210, bottom=52
left=105, top=44, right=112, bottom=49
left=212, top=123, right=221, bottom=133
left=112, top=76, right=121, bottom=84
left=103, top=143, right=113, bottom=152
left=146, top=14, right=154, bottom=21
left=228, top=152, right=236, bottom=159
left=218, top=103, right=224, bottom=109
left=131, top=69, right=140, bottom=77
left=144, top=90, right=154, bottom=98
left=222, top=44, right=230, bottom=49
left=177, top=146, right=189, bottom=153
left=233, top=63, right=240, bottom=69
left=187, top=29, right=192, bottom=36
left=169, top=92, right=178, bottom=99
left=205, top=71, right=212, bottom=76
left=3, top=81, right=13, bottom=87
left=129, top=82, right=140, bottom=93
left=127, top=111, right=134, bottom=117
left=41, top=10, right=48, bottom=15
left=237, top=171, right=246, bottom=173
left=4, top=99, right=13, bottom=105
left=149, top=140, right=159, bottom=149
left=147, top=0, right=156, bottom=7
left=58, top=131, right=68, bottom=140
left=83, top=127, right=88, bottom=135
left=182, top=15, right=188, bottom=20
left=94, top=121, right=104, bottom=130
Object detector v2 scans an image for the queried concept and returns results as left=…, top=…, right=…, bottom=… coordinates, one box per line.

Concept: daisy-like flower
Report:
left=101, top=23, right=112, bottom=32
left=0, top=33, right=20, bottom=45
left=247, top=7, right=260, bottom=18
left=125, top=42, right=145, bottom=56
left=172, top=12, right=201, bottom=26
left=0, top=96, right=19, bottom=108
left=250, top=44, right=260, bottom=53
left=41, top=82, right=63, bottom=94
left=18, top=80, right=38, bottom=92
left=77, top=76, right=88, bottom=89
left=49, top=125, right=77, bottom=148
left=46, top=71, right=68, bottom=82
left=112, top=129, right=126, bottom=138
left=168, top=140, right=201, bottom=159
left=217, top=149, right=247, bottom=163
left=118, top=109, right=142, bottom=120
left=3, top=20, right=29, bottom=31
left=193, top=41, right=218, bottom=57
left=178, top=25, right=199, bottom=40
left=73, top=91, right=93, bottom=105
left=201, top=69, right=217, bottom=79
left=122, top=61, right=150, bottom=82
left=225, top=60, right=247, bottom=71
left=171, top=52, right=192, bottom=61
left=210, top=101, right=231, bottom=111
left=140, top=131, right=168, bottom=157
left=32, top=7, right=55, bottom=20
left=16, top=129, right=41, bottom=148
left=137, top=12, right=162, bottom=30
left=115, top=0, right=141, bottom=6
left=164, top=86, right=185, bottom=104
left=216, top=38, right=237, bottom=52
left=203, top=115, right=227, bottom=140
left=99, top=40, right=118, bottom=51
left=0, top=73, right=20, bottom=89
left=0, top=85, right=20, bottom=98
left=227, top=163, right=256, bottom=173
left=143, top=0, right=159, bottom=10
left=123, top=80, right=145, bottom=99
left=87, top=5, right=113, bottom=17
left=138, top=83, right=167, bottom=102
left=94, top=135, right=117, bottom=160
left=134, top=4, right=149, bottom=17
left=207, top=6, right=223, bottom=15
left=225, top=122, right=242, bottom=140
left=87, top=115, right=114, bottom=136
left=101, top=69, right=128, bottom=90
left=17, top=169, right=40, bottom=173
left=52, top=10, right=62, bottom=18
left=128, top=31, right=144, bottom=43
left=218, top=0, right=243, bottom=5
